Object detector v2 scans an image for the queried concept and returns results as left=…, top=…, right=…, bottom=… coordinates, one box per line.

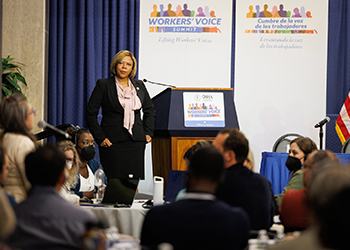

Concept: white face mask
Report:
left=66, top=161, right=73, bottom=170
left=64, top=168, right=70, bottom=180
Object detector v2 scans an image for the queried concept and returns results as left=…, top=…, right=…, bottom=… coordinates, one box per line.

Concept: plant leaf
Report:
left=2, top=56, right=27, bottom=100
left=14, top=73, right=27, bottom=86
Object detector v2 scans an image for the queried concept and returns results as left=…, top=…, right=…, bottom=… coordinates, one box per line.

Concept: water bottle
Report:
left=248, top=230, right=270, bottom=250
left=257, top=229, right=269, bottom=249
left=274, top=228, right=285, bottom=244
left=94, top=166, right=105, bottom=204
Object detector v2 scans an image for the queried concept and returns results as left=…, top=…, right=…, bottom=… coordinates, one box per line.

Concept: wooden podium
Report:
left=151, top=88, right=239, bottom=189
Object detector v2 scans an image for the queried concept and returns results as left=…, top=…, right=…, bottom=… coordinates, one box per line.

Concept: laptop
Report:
left=164, top=170, right=186, bottom=203
left=102, top=178, right=139, bottom=207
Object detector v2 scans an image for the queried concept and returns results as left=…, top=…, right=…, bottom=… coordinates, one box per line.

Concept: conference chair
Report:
left=341, top=138, right=350, bottom=153
left=272, top=133, right=302, bottom=152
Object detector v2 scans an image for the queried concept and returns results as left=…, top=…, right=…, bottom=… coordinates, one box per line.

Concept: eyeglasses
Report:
left=28, top=109, right=36, bottom=116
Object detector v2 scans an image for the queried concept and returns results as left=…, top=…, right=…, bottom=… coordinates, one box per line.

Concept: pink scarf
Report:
left=115, top=77, right=142, bottom=135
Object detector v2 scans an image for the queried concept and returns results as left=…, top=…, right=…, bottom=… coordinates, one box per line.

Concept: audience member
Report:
left=175, top=140, right=212, bottom=201
left=275, top=137, right=317, bottom=207
left=0, top=93, right=36, bottom=203
left=279, top=150, right=339, bottom=232
left=213, top=128, right=275, bottom=231
left=0, top=145, right=16, bottom=241
left=269, top=160, right=350, bottom=250
left=6, top=144, right=98, bottom=250
left=243, top=147, right=255, bottom=171
left=73, top=128, right=106, bottom=199
left=57, top=140, right=80, bottom=205
left=141, top=146, right=250, bottom=250
left=0, top=145, right=16, bottom=207
left=316, top=186, right=350, bottom=250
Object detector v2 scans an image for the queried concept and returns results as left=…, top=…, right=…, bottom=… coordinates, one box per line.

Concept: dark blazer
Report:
left=216, top=163, right=275, bottom=231
left=141, top=196, right=250, bottom=250
left=86, top=77, right=156, bottom=145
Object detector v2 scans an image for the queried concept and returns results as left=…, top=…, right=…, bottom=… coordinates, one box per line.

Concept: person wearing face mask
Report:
left=73, top=128, right=107, bottom=199
left=275, top=136, right=317, bottom=208
left=86, top=50, right=156, bottom=185
left=57, top=140, right=81, bottom=205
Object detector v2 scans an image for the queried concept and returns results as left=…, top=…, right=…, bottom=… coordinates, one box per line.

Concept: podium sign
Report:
left=183, top=92, right=225, bottom=127
left=152, top=88, right=239, bottom=189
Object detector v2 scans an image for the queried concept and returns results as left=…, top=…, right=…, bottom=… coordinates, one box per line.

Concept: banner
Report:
left=235, top=0, right=328, bottom=171
left=138, top=1, right=233, bottom=193
left=139, top=0, right=233, bottom=97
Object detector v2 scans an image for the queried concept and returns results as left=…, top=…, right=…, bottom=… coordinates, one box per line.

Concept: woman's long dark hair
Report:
left=291, top=136, right=318, bottom=160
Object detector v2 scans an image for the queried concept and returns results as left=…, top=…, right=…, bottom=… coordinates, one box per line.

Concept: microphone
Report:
left=314, top=117, right=330, bottom=128
left=38, top=121, right=72, bottom=139
left=143, top=79, right=176, bottom=88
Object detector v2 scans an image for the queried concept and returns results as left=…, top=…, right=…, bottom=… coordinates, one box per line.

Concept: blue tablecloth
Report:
left=260, top=152, right=350, bottom=195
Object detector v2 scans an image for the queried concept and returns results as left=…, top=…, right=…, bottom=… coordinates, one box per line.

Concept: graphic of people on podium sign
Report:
left=187, top=103, right=219, bottom=117
left=183, top=92, right=224, bottom=127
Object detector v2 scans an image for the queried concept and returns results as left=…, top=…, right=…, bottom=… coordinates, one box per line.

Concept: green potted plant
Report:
left=1, top=55, right=27, bottom=99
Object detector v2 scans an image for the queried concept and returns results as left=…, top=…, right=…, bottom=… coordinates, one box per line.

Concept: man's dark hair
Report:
left=187, top=146, right=224, bottom=183
left=75, top=127, right=90, bottom=145
left=183, top=140, right=212, bottom=162
left=25, top=144, right=66, bottom=187
left=219, top=128, right=249, bottom=163
left=318, top=187, right=350, bottom=250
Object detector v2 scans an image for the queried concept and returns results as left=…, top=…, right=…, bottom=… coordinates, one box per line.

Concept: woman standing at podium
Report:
left=86, top=50, right=155, bottom=181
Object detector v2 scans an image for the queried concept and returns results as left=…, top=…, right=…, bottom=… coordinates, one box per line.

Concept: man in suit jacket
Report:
left=141, top=146, right=250, bottom=250
left=213, top=128, right=275, bottom=231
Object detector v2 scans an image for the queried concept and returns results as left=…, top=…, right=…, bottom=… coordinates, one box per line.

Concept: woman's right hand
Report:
left=100, top=138, right=113, bottom=148
left=83, top=190, right=94, bottom=199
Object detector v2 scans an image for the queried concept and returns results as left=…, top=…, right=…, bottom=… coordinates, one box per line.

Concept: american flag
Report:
left=336, top=92, right=350, bottom=144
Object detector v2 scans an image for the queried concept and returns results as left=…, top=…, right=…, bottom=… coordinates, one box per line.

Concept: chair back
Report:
left=272, top=133, right=302, bottom=152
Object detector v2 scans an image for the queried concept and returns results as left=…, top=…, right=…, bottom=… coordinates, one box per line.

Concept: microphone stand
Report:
left=143, top=79, right=176, bottom=88
left=317, top=125, right=324, bottom=150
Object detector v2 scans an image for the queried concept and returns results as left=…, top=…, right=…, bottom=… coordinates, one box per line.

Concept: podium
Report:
left=151, top=88, right=239, bottom=188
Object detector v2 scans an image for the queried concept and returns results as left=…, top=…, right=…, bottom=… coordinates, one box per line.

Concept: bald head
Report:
left=303, top=150, right=339, bottom=187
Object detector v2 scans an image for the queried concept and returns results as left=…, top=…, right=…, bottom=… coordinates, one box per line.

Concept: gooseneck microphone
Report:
left=38, top=121, right=72, bottom=139
left=314, top=117, right=330, bottom=128
left=143, top=79, right=176, bottom=88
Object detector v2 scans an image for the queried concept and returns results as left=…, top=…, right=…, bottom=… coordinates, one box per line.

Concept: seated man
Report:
left=6, top=144, right=98, bottom=250
left=213, top=128, right=275, bottom=230
left=279, top=150, right=339, bottom=232
left=141, top=146, right=250, bottom=250
left=270, top=159, right=350, bottom=250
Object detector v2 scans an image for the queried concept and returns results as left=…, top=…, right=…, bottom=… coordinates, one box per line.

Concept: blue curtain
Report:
left=48, top=0, right=140, bottom=130
left=326, top=0, right=350, bottom=152
left=49, top=0, right=349, bottom=152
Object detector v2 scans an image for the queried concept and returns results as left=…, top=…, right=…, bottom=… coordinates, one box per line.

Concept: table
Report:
left=81, top=200, right=149, bottom=240
left=260, top=152, right=350, bottom=195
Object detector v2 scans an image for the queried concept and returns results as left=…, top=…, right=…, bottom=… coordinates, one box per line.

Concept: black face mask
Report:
left=285, top=155, right=302, bottom=172
left=79, top=145, right=95, bottom=161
